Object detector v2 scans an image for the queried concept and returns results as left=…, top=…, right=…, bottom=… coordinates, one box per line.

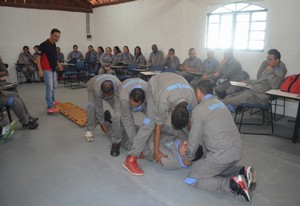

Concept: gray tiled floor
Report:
left=0, top=83, right=299, bottom=206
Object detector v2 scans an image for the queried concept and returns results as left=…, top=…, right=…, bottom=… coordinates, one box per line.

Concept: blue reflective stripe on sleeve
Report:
left=8, top=97, right=14, bottom=106
left=184, top=177, right=198, bottom=185
left=175, top=140, right=190, bottom=169
left=203, top=94, right=213, bottom=100
left=143, top=117, right=151, bottom=125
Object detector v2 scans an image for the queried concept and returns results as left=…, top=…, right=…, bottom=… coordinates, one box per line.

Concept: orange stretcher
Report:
left=56, top=102, right=87, bottom=127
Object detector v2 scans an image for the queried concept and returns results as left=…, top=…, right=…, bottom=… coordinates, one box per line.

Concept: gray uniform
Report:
left=128, top=72, right=197, bottom=156
left=18, top=52, right=35, bottom=81
left=99, top=54, right=114, bottom=74
left=112, top=53, right=123, bottom=66
left=85, top=50, right=98, bottom=69
left=148, top=51, right=164, bottom=67
left=119, top=78, right=148, bottom=145
left=67, top=51, right=84, bottom=61
left=86, top=74, right=122, bottom=143
left=176, top=57, right=203, bottom=82
left=184, top=95, right=243, bottom=194
left=202, top=57, right=221, bottom=84
left=223, top=61, right=287, bottom=110
left=121, top=52, right=134, bottom=64
left=215, top=57, right=245, bottom=99
left=161, top=55, right=180, bottom=70
left=133, top=54, right=147, bottom=66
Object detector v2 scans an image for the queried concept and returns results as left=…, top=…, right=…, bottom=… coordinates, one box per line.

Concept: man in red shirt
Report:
left=36, top=28, right=63, bottom=114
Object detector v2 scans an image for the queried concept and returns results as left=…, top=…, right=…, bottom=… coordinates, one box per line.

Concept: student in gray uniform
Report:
left=85, top=45, right=98, bottom=70
left=121, top=46, right=134, bottom=64
left=202, top=50, right=221, bottom=85
left=161, top=48, right=180, bottom=70
left=180, top=80, right=256, bottom=202
left=18, top=46, right=35, bottom=83
left=133, top=46, right=147, bottom=67
left=223, top=49, right=287, bottom=112
left=112, top=46, right=122, bottom=66
left=0, top=90, right=38, bottom=129
left=85, top=74, right=122, bottom=157
left=176, top=48, right=203, bottom=82
left=148, top=44, right=164, bottom=68
left=67, top=45, right=84, bottom=61
left=123, top=72, right=197, bottom=176
left=214, top=50, right=246, bottom=99
left=99, top=47, right=114, bottom=74
left=95, top=46, right=104, bottom=70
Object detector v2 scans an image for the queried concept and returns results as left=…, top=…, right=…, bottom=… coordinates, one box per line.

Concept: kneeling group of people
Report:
left=85, top=72, right=256, bottom=202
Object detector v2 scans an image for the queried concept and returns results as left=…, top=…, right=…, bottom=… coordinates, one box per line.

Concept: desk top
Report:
left=61, top=62, right=75, bottom=66
left=266, top=89, right=300, bottom=100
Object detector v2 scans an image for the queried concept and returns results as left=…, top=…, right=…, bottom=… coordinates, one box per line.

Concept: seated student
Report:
left=32, top=45, right=39, bottom=65
left=121, top=46, right=134, bottom=65
left=176, top=48, right=203, bottom=82
left=161, top=48, right=180, bottom=70
left=0, top=90, right=39, bottom=129
left=18, top=45, right=35, bottom=83
left=0, top=56, right=17, bottom=92
left=202, top=50, right=221, bottom=85
left=56, top=47, right=64, bottom=63
left=112, top=46, right=122, bottom=66
left=95, top=46, right=104, bottom=70
left=85, top=74, right=122, bottom=157
left=223, top=49, right=287, bottom=112
left=148, top=44, right=164, bottom=68
left=67, top=45, right=84, bottom=61
left=99, top=47, right=114, bottom=74
left=180, top=80, right=256, bottom=202
left=214, top=49, right=246, bottom=99
left=85, top=45, right=98, bottom=70
left=133, top=46, right=147, bottom=67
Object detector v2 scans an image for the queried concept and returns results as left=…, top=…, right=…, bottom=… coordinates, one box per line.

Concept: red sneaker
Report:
left=53, top=100, right=60, bottom=106
left=47, top=107, right=59, bottom=114
left=123, top=156, right=144, bottom=176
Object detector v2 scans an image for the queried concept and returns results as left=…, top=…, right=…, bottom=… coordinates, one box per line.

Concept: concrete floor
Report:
left=0, top=82, right=300, bottom=206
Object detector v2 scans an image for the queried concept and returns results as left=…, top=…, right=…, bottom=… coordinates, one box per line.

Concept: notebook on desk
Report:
left=230, top=81, right=251, bottom=89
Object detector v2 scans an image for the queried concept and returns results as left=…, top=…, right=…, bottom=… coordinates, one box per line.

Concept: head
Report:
left=168, top=48, right=175, bottom=56
left=152, top=44, right=158, bottom=53
left=113, top=46, right=121, bottom=54
left=49, top=28, right=61, bottom=44
left=188, top=48, right=196, bottom=58
left=134, top=46, right=141, bottom=55
left=223, top=49, right=233, bottom=61
left=129, top=88, right=145, bottom=108
left=98, top=46, right=104, bottom=53
left=88, top=45, right=94, bottom=52
left=123, top=46, right=129, bottom=53
left=56, top=47, right=61, bottom=53
left=101, top=80, right=114, bottom=97
left=194, top=80, right=214, bottom=102
left=171, top=102, right=189, bottom=130
left=207, top=50, right=215, bottom=58
left=105, top=47, right=112, bottom=55
left=33, top=45, right=39, bottom=53
left=73, top=45, right=78, bottom=52
left=23, top=46, right=29, bottom=53
left=267, top=49, right=281, bottom=68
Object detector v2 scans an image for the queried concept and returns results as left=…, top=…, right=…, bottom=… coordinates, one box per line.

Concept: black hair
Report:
left=101, top=80, right=114, bottom=94
left=114, top=46, right=121, bottom=53
left=98, top=46, right=104, bottom=52
left=268, top=49, right=281, bottom=60
left=123, top=45, right=129, bottom=51
left=88, top=45, right=93, bottom=49
left=169, top=48, right=175, bottom=53
left=195, top=79, right=213, bottom=95
left=51, top=28, right=61, bottom=34
left=171, top=102, right=189, bottom=130
left=23, top=45, right=29, bottom=50
left=33, top=45, right=39, bottom=50
left=73, top=45, right=78, bottom=49
left=129, top=88, right=145, bottom=103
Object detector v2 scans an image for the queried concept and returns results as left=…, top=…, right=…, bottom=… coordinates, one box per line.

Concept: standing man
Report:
left=179, top=80, right=256, bottom=202
left=85, top=74, right=123, bottom=157
left=36, top=28, right=63, bottom=114
left=148, top=44, right=164, bottom=68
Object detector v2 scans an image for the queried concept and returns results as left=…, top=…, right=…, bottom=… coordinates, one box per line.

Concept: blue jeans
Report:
left=43, top=70, right=57, bottom=108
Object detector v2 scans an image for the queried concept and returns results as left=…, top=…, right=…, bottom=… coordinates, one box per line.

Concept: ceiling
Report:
left=0, top=0, right=135, bottom=13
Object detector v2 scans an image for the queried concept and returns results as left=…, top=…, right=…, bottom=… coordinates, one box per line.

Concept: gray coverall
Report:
left=202, top=57, right=221, bottom=84
left=128, top=72, right=197, bottom=158
left=148, top=51, right=164, bottom=67
left=184, top=95, right=243, bottom=194
left=86, top=74, right=122, bottom=144
left=161, top=55, right=180, bottom=70
left=223, top=61, right=287, bottom=110
left=99, top=53, right=114, bottom=74
left=121, top=52, right=134, bottom=64
left=176, top=57, right=203, bottom=82
left=18, top=52, right=35, bottom=81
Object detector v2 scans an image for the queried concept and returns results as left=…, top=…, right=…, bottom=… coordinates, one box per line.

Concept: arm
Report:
left=35, top=54, right=43, bottom=78
left=161, top=57, right=168, bottom=67
left=153, top=124, right=167, bottom=165
left=266, top=66, right=287, bottom=89
left=57, top=61, right=63, bottom=71
left=171, top=57, right=180, bottom=70
left=120, top=100, right=137, bottom=139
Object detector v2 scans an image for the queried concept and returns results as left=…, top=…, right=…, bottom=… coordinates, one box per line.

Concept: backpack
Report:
left=280, top=74, right=300, bottom=94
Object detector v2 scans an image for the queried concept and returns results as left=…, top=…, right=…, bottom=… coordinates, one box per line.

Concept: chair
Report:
left=0, top=106, right=13, bottom=123
left=64, top=61, right=85, bottom=89
left=234, top=101, right=273, bottom=135
left=163, top=68, right=176, bottom=73
left=15, top=63, right=27, bottom=84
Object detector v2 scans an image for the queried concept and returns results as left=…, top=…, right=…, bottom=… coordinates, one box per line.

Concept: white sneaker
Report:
left=85, top=131, right=93, bottom=142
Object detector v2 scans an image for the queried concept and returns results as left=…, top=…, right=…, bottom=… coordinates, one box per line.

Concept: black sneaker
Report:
left=29, top=116, right=39, bottom=122
left=22, top=120, right=39, bottom=129
left=104, top=110, right=112, bottom=123
left=230, top=175, right=251, bottom=202
left=239, top=166, right=256, bottom=189
left=110, top=143, right=120, bottom=157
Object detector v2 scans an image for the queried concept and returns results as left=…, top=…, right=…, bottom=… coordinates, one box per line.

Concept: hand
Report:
left=100, top=124, right=109, bottom=134
left=154, top=150, right=168, bottom=166
left=104, top=67, right=110, bottom=71
left=38, top=70, right=43, bottom=78
left=179, top=141, right=187, bottom=157
left=58, top=64, right=63, bottom=71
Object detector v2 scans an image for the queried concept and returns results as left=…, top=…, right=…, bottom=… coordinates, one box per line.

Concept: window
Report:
left=206, top=3, right=267, bottom=51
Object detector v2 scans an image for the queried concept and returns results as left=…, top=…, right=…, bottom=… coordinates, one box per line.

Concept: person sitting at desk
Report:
left=0, top=90, right=39, bottom=129
left=202, top=50, right=221, bottom=85
left=67, top=45, right=84, bottom=61
left=99, top=47, right=114, bottom=74
left=176, top=48, right=203, bottom=82
left=223, top=49, right=287, bottom=112
left=18, top=45, right=35, bottom=83
left=148, top=44, right=164, bottom=68
left=0, top=56, right=17, bottom=92
left=32, top=45, right=39, bottom=65
left=85, top=45, right=98, bottom=70
left=95, top=46, right=104, bottom=70
left=56, top=47, right=64, bottom=63
left=133, top=46, right=147, bottom=68
left=112, top=46, right=122, bottom=66
left=121, top=46, right=133, bottom=65
left=161, top=48, right=180, bottom=70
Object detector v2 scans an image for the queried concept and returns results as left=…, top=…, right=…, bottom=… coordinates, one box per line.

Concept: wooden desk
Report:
left=266, top=89, right=300, bottom=143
